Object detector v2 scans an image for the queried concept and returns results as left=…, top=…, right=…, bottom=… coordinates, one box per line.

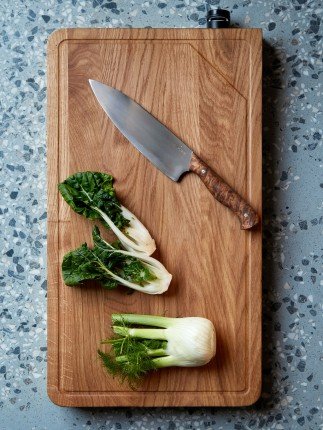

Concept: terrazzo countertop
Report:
left=1, top=0, right=322, bottom=429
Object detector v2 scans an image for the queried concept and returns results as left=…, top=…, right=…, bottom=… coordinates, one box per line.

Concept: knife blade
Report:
left=89, top=79, right=259, bottom=229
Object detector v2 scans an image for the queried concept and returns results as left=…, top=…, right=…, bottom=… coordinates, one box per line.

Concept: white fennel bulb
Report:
left=99, top=314, right=217, bottom=386
left=165, top=317, right=216, bottom=366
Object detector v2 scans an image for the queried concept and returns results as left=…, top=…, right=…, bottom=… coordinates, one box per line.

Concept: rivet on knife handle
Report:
left=190, top=153, right=259, bottom=230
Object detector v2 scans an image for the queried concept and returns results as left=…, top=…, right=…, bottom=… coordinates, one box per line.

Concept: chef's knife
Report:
left=89, top=79, right=259, bottom=229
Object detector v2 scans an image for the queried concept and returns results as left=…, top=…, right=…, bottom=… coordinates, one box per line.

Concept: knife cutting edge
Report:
left=89, top=79, right=259, bottom=230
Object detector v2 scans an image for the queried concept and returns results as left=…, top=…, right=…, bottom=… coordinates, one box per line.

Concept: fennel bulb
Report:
left=98, top=313, right=216, bottom=387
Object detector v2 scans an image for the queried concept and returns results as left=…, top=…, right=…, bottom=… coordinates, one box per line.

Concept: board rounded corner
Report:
left=240, top=381, right=262, bottom=407
left=47, top=386, right=68, bottom=407
left=47, top=28, right=68, bottom=52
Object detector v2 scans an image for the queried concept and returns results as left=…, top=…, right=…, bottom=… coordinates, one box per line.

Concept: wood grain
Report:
left=47, top=28, right=262, bottom=407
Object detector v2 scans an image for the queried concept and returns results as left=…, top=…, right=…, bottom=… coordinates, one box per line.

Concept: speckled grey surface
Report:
left=0, top=0, right=322, bottom=429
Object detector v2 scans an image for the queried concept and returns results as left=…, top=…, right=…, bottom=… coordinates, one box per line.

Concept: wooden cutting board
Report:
left=47, top=28, right=262, bottom=407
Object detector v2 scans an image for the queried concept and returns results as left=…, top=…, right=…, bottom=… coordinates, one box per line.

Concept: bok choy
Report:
left=62, top=227, right=171, bottom=294
left=58, top=172, right=156, bottom=255
left=98, top=313, right=216, bottom=387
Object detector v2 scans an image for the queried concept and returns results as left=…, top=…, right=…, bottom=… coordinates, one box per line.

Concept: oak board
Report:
left=47, top=28, right=262, bottom=407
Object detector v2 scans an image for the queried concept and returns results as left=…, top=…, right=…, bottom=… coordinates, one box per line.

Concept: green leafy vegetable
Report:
left=62, top=243, right=118, bottom=289
left=98, top=313, right=216, bottom=387
left=58, top=172, right=156, bottom=255
left=122, top=260, right=157, bottom=284
left=58, top=171, right=128, bottom=229
left=98, top=334, right=165, bottom=387
left=62, top=227, right=171, bottom=294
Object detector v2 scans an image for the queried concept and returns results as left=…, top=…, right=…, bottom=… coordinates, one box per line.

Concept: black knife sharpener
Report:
left=206, top=8, right=230, bottom=29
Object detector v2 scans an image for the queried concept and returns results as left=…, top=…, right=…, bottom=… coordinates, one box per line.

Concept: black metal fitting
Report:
left=206, top=8, right=230, bottom=29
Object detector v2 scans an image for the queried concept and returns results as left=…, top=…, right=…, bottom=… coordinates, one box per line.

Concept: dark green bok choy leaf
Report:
left=58, top=172, right=156, bottom=255
left=62, top=227, right=171, bottom=294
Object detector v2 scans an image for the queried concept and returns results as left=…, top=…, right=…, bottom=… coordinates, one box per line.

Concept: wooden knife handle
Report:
left=190, top=153, right=259, bottom=230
